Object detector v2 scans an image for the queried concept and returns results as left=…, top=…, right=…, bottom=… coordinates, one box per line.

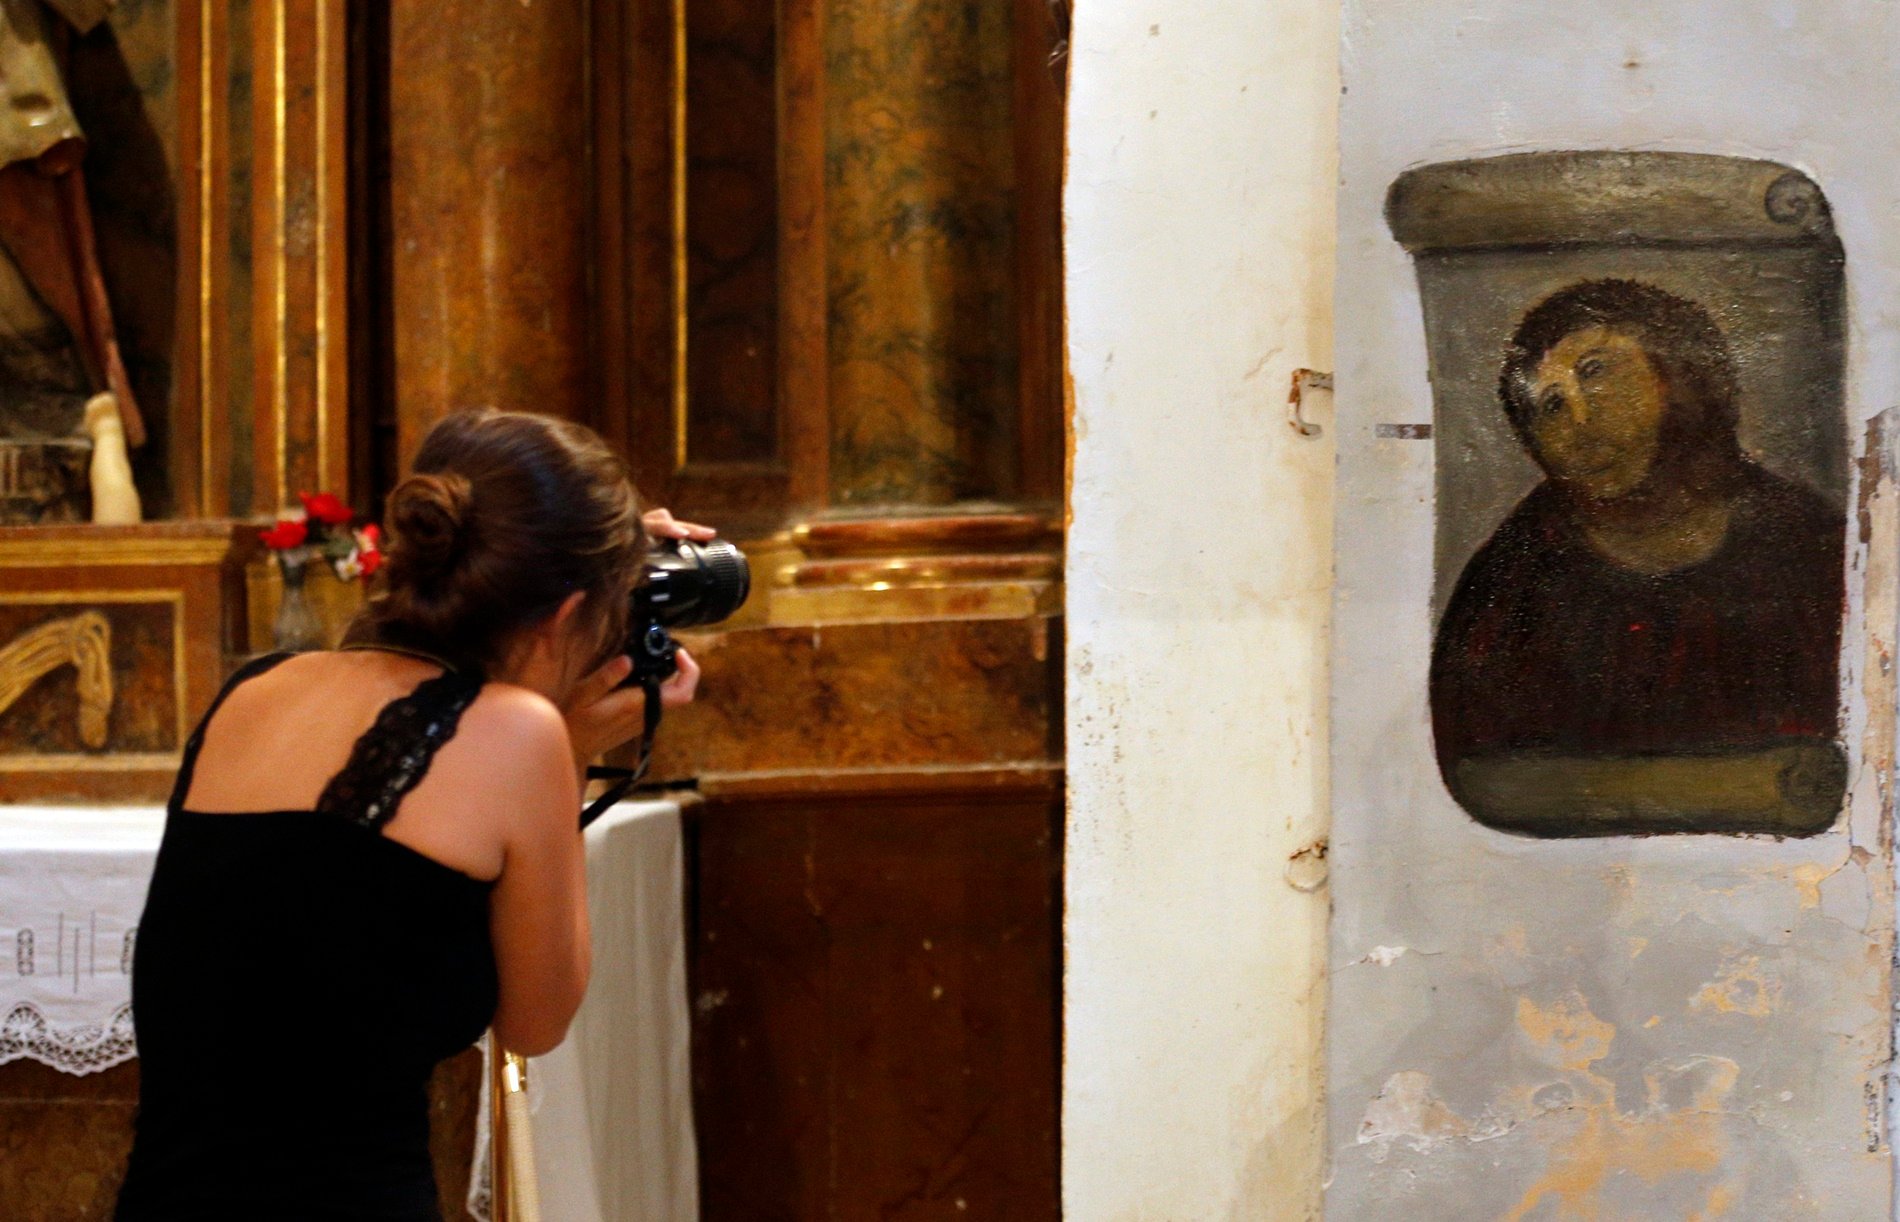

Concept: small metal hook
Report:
left=1289, top=368, right=1333, bottom=438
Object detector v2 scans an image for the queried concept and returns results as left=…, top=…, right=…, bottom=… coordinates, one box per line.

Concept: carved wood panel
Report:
left=0, top=523, right=251, bottom=802
left=588, top=0, right=1066, bottom=532
left=688, top=781, right=1062, bottom=1221
left=0, top=597, right=179, bottom=762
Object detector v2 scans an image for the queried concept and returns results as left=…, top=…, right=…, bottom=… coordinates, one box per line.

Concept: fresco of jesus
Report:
left=1429, top=279, right=1846, bottom=836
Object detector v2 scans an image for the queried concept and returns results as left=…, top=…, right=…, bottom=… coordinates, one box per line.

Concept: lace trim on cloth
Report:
left=0, top=1000, right=137, bottom=1075
left=315, top=670, right=483, bottom=829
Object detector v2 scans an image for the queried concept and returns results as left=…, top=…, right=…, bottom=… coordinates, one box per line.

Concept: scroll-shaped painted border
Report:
left=1389, top=152, right=1846, bottom=837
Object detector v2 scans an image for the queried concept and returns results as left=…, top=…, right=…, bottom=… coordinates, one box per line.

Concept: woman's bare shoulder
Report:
left=453, top=682, right=573, bottom=766
left=203, top=650, right=392, bottom=733
left=221, top=648, right=432, bottom=703
left=424, top=684, right=578, bottom=844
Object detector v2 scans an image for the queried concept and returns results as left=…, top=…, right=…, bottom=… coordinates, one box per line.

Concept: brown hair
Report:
left=349, top=410, right=645, bottom=674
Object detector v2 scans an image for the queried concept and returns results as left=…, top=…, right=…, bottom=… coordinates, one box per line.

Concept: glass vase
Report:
left=272, top=552, right=326, bottom=652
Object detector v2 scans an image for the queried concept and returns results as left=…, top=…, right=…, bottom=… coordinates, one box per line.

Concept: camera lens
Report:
left=689, top=540, right=751, bottom=624
left=636, top=538, right=752, bottom=629
left=623, top=538, right=751, bottom=684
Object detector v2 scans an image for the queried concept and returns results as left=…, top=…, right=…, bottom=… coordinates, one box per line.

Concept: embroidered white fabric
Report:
left=0, top=806, right=161, bottom=1076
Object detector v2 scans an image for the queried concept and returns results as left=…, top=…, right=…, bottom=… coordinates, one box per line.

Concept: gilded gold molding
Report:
left=0, top=753, right=180, bottom=772
left=779, top=554, right=1062, bottom=588
left=0, top=612, right=112, bottom=749
left=197, top=0, right=216, bottom=509
left=671, top=0, right=689, bottom=472
left=183, top=0, right=348, bottom=514
left=0, top=536, right=240, bottom=567
left=0, top=589, right=189, bottom=756
left=272, top=0, right=289, bottom=511
left=727, top=514, right=1067, bottom=626
left=789, top=512, right=1063, bottom=557
left=766, top=580, right=1062, bottom=627
left=314, top=0, right=330, bottom=493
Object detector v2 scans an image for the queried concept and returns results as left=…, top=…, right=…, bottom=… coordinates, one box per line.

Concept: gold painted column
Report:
left=388, top=0, right=589, bottom=468
left=824, top=0, right=1020, bottom=507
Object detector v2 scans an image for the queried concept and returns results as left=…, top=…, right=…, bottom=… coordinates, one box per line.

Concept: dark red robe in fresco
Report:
left=1430, top=462, right=1843, bottom=777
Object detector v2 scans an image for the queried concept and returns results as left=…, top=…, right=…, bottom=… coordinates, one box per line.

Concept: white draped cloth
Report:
left=0, top=805, right=157, bottom=1076
left=469, top=799, right=700, bottom=1221
left=0, top=800, right=697, bottom=1221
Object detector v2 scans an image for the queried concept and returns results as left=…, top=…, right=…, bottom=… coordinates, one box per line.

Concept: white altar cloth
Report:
left=471, top=799, right=700, bottom=1222
left=0, top=800, right=697, bottom=1221
left=0, top=804, right=159, bottom=1075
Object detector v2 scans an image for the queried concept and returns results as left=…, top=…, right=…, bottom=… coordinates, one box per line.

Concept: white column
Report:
left=1062, top=1, right=1341, bottom=1216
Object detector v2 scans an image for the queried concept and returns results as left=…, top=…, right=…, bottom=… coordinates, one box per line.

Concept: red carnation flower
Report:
left=358, top=548, right=384, bottom=578
left=298, top=490, right=353, bottom=526
left=358, top=522, right=382, bottom=549
left=259, top=519, right=308, bottom=550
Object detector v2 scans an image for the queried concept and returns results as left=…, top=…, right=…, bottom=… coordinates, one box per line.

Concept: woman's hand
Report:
left=658, top=646, right=702, bottom=708
left=560, top=648, right=702, bottom=766
left=643, top=507, right=716, bottom=542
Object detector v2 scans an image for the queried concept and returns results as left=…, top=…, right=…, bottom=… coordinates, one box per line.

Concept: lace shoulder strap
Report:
left=315, top=669, right=484, bottom=829
left=168, top=652, right=294, bottom=814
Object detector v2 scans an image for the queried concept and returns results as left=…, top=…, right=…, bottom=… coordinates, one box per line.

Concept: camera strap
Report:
left=580, top=675, right=664, bottom=829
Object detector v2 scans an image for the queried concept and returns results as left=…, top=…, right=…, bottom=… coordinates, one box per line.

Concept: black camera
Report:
left=625, top=537, right=751, bottom=683
left=584, top=537, right=750, bottom=826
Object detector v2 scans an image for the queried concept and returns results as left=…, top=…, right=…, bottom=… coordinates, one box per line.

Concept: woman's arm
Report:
left=483, top=652, right=700, bottom=1056
left=478, top=690, right=591, bottom=1056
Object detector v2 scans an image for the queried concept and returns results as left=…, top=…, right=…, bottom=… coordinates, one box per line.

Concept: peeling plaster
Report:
left=1286, top=839, right=1330, bottom=892
left=1690, top=955, right=1783, bottom=1018
left=1357, top=1072, right=1469, bottom=1159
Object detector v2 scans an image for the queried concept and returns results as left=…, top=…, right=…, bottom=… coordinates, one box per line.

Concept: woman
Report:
left=1430, top=279, right=1845, bottom=833
left=116, top=410, right=707, bottom=1219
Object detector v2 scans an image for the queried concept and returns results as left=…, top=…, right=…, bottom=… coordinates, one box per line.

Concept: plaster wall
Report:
left=1062, top=1, right=1339, bottom=1218
left=1329, top=3, right=1900, bottom=1217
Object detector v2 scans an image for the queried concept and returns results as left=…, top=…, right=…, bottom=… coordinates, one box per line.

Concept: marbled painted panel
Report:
left=825, top=0, right=1017, bottom=505
left=389, top=0, right=589, bottom=465
left=639, top=615, right=1059, bottom=781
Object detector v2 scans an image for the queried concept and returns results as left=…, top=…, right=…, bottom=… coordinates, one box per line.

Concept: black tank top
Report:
left=115, top=653, right=498, bottom=1221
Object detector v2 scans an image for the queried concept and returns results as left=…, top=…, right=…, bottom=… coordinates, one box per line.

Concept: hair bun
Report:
left=387, top=471, right=473, bottom=580
left=353, top=411, right=642, bottom=671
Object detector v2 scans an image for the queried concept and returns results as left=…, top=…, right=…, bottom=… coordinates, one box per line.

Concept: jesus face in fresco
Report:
left=1521, top=326, right=1669, bottom=503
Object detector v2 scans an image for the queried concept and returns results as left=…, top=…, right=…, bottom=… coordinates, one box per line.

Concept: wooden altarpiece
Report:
left=1, top=0, right=349, bottom=802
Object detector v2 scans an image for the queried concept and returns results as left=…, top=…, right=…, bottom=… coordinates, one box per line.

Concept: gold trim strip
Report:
left=0, top=753, right=181, bottom=773
left=781, top=556, right=1063, bottom=588
left=0, top=590, right=193, bottom=604
left=198, top=0, right=215, bottom=510
left=672, top=0, right=688, bottom=471
left=314, top=0, right=330, bottom=494
left=273, top=0, right=289, bottom=511
left=767, top=581, right=1063, bottom=628
left=0, top=539, right=241, bottom=567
